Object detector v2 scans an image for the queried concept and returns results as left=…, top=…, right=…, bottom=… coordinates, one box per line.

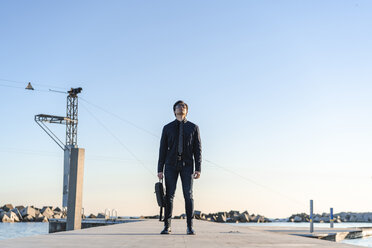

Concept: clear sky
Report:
left=1, top=0, right=372, bottom=218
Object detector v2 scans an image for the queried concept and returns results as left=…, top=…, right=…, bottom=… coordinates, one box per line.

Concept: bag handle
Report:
left=159, top=206, right=163, bottom=221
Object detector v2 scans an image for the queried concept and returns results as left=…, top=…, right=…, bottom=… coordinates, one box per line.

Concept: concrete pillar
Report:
left=63, top=145, right=77, bottom=208
left=62, top=148, right=70, bottom=208
left=66, top=148, right=85, bottom=231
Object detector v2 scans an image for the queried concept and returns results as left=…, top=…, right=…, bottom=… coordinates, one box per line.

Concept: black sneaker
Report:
left=187, top=227, right=195, bottom=235
left=161, top=226, right=171, bottom=234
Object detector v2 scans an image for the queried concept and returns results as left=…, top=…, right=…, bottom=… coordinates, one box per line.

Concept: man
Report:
left=157, top=100, right=202, bottom=235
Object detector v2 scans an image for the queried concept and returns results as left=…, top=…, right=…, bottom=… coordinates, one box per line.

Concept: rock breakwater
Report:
left=143, top=210, right=271, bottom=223
left=288, top=212, right=372, bottom=223
left=0, top=204, right=115, bottom=223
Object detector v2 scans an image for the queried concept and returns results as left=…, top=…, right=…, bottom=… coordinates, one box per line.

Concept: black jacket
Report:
left=158, top=119, right=202, bottom=173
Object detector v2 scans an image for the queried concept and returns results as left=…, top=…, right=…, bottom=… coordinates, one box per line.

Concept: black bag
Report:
left=155, top=179, right=165, bottom=221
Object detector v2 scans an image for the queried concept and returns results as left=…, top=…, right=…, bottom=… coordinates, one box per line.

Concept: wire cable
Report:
left=0, top=78, right=67, bottom=90
left=0, top=83, right=25, bottom=89
left=204, top=159, right=307, bottom=208
left=0, top=148, right=150, bottom=165
left=0, top=83, right=51, bottom=93
left=80, top=97, right=159, bottom=138
left=80, top=102, right=156, bottom=177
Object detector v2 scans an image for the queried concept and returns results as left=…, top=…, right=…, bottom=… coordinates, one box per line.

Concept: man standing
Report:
left=157, top=100, right=202, bottom=235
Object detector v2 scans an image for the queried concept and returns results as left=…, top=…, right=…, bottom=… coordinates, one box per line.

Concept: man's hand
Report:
left=193, top=171, right=201, bottom=179
left=158, top=172, right=164, bottom=180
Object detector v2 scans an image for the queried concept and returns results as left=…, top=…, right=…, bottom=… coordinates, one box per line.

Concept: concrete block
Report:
left=36, top=216, right=49, bottom=222
left=229, top=210, right=240, bottom=217
left=15, top=205, right=25, bottom=211
left=53, top=213, right=63, bottom=219
left=217, top=213, right=226, bottom=222
left=356, top=214, right=366, bottom=222
left=294, top=216, right=302, bottom=222
left=53, top=207, right=62, bottom=212
left=2, top=204, right=14, bottom=212
left=42, top=206, right=53, bottom=211
left=212, top=215, right=218, bottom=222
left=21, top=206, right=36, bottom=218
left=10, top=208, right=23, bottom=220
left=194, top=210, right=202, bottom=219
left=218, top=212, right=227, bottom=217
left=348, top=215, right=356, bottom=222
left=6, top=211, right=19, bottom=222
left=239, top=213, right=249, bottom=222
left=249, top=214, right=256, bottom=222
left=22, top=215, right=34, bottom=222
left=97, top=213, right=106, bottom=219
left=320, top=216, right=330, bottom=223
left=1, top=214, right=12, bottom=223
left=226, top=218, right=238, bottom=223
left=41, top=207, right=54, bottom=218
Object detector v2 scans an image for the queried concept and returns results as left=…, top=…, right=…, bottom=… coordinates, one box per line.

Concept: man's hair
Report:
left=173, top=100, right=188, bottom=113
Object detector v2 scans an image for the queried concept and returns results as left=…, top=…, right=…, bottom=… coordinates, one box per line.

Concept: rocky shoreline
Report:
left=143, top=211, right=372, bottom=224
left=0, top=204, right=64, bottom=223
left=287, top=212, right=372, bottom=223
left=2, top=204, right=372, bottom=224
left=142, top=210, right=271, bottom=223
left=0, top=204, right=118, bottom=223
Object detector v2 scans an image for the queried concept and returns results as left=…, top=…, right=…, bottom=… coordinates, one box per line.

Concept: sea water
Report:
left=0, top=222, right=48, bottom=240
left=229, top=222, right=372, bottom=247
left=0, top=216, right=135, bottom=241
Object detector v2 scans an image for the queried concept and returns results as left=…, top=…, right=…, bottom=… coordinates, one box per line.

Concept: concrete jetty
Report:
left=0, top=219, right=363, bottom=247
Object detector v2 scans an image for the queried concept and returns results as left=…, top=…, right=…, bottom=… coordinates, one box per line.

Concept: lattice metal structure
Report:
left=34, top=114, right=71, bottom=150
left=66, top=91, right=79, bottom=146
left=35, top=114, right=69, bottom=124
left=35, top=87, right=82, bottom=149
left=66, top=87, right=82, bottom=146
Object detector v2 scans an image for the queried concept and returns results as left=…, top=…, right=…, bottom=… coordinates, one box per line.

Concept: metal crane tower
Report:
left=35, top=87, right=82, bottom=208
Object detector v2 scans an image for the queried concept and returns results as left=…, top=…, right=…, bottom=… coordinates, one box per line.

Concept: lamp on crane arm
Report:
left=25, top=82, right=34, bottom=90
left=68, top=87, right=82, bottom=96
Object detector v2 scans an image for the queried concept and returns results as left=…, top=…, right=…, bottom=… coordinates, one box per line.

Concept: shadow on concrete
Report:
left=56, top=233, right=190, bottom=236
left=265, top=230, right=313, bottom=233
left=219, top=231, right=245, bottom=234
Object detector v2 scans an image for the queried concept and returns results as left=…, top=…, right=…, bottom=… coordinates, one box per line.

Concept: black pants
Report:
left=164, top=162, right=194, bottom=227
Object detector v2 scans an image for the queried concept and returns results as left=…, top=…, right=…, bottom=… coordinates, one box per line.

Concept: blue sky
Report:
left=1, top=0, right=372, bottom=218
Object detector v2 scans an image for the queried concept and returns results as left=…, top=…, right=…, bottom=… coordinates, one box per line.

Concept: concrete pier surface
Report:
left=0, top=219, right=362, bottom=247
